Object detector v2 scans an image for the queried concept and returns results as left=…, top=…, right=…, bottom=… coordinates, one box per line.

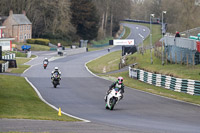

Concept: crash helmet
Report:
left=45, top=57, right=48, bottom=60
left=54, top=67, right=59, bottom=71
left=117, top=76, right=123, bottom=84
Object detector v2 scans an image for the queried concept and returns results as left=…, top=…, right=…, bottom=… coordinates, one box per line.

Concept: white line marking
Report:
left=139, top=33, right=144, bottom=39
left=23, top=54, right=91, bottom=122
left=25, top=77, right=90, bottom=122
left=85, top=51, right=200, bottom=108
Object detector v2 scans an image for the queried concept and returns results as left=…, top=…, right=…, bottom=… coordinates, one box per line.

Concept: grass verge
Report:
left=0, top=56, right=79, bottom=121
left=0, top=75, right=78, bottom=121
left=14, top=42, right=50, bottom=51
left=86, top=51, right=121, bottom=73
left=10, top=58, right=31, bottom=74
left=101, top=71, right=200, bottom=105
left=121, top=26, right=131, bottom=39
left=86, top=49, right=200, bottom=105
left=122, top=21, right=162, bottom=47
left=86, top=22, right=200, bottom=105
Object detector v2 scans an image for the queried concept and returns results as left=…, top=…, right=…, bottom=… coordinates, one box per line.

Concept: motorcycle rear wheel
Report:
left=110, top=98, right=116, bottom=110
left=54, top=84, right=57, bottom=88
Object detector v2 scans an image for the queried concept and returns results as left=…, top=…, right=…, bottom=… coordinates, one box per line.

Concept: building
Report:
left=2, top=10, right=32, bottom=42
left=0, top=26, right=15, bottom=51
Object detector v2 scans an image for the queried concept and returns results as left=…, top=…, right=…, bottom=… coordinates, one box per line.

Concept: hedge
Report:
left=27, top=38, right=50, bottom=46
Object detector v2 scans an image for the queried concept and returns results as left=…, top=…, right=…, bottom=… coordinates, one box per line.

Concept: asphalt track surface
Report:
left=1, top=23, right=200, bottom=133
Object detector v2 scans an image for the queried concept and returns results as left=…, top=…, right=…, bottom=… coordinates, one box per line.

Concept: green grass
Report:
left=87, top=51, right=121, bottom=73
left=10, top=58, right=31, bottom=74
left=101, top=71, right=200, bottom=105
left=121, top=26, right=131, bottom=39
left=86, top=22, right=200, bottom=105
left=2, top=51, right=26, bottom=57
left=90, top=37, right=113, bottom=45
left=14, top=42, right=50, bottom=51
left=0, top=60, right=6, bottom=64
left=122, top=21, right=162, bottom=47
left=26, top=44, right=50, bottom=51
left=0, top=56, right=79, bottom=121
left=50, top=39, right=71, bottom=47
left=0, top=75, right=78, bottom=121
left=126, top=50, right=200, bottom=80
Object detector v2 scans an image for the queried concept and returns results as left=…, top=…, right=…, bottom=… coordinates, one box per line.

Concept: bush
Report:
left=27, top=39, right=36, bottom=44
left=27, top=38, right=50, bottom=46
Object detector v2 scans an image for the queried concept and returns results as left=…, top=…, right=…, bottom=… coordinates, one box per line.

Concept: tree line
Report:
left=0, top=0, right=131, bottom=42
left=131, top=0, right=200, bottom=33
left=1, top=0, right=196, bottom=42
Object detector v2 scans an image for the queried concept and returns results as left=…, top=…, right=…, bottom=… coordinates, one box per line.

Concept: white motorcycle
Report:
left=105, top=88, right=122, bottom=110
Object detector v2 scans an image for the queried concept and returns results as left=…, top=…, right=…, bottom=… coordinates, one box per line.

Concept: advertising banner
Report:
left=113, top=39, right=134, bottom=46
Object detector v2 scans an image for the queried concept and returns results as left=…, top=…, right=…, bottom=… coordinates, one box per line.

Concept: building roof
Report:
left=12, top=14, right=32, bottom=25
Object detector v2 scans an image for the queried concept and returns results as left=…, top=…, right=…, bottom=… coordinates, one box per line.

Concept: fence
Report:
left=164, top=36, right=196, bottom=50
left=0, top=61, right=9, bottom=73
left=2, top=53, right=16, bottom=59
left=163, top=36, right=200, bottom=65
left=129, top=67, right=200, bottom=95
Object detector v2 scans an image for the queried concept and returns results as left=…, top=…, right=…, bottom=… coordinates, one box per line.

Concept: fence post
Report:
left=175, top=52, right=177, bottom=64
left=170, top=52, right=172, bottom=64
left=193, top=54, right=195, bottom=66
left=166, top=52, right=168, bottom=64
left=181, top=52, right=182, bottom=65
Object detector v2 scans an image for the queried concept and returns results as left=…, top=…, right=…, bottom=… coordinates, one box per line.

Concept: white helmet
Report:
left=45, top=58, right=48, bottom=60
left=55, top=67, right=58, bottom=70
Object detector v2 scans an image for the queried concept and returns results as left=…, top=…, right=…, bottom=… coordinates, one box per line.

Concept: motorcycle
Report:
left=52, top=72, right=60, bottom=88
left=105, top=88, right=122, bottom=110
left=43, top=61, right=48, bottom=69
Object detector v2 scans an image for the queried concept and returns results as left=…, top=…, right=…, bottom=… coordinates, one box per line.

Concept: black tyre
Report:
left=110, top=98, right=116, bottom=110
left=53, top=81, right=57, bottom=88
left=105, top=104, right=109, bottom=109
left=54, top=84, right=57, bottom=88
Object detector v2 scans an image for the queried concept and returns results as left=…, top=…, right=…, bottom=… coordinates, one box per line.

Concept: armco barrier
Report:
left=129, top=67, right=200, bottom=95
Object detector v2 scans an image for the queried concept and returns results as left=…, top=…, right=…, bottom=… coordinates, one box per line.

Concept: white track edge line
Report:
left=84, top=54, right=200, bottom=108
left=25, top=78, right=90, bottom=123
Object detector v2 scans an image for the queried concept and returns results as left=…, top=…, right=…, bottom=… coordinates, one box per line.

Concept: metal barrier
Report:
left=129, top=67, right=200, bottom=95
left=164, top=36, right=196, bottom=50
left=164, top=36, right=199, bottom=65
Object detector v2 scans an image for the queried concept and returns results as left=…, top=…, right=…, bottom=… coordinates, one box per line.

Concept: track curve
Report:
left=21, top=23, right=200, bottom=133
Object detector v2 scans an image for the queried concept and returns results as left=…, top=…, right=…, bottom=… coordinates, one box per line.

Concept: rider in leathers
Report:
left=51, top=67, right=61, bottom=84
left=105, top=77, right=124, bottom=101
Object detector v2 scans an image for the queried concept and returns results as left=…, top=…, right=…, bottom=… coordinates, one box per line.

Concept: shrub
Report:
left=27, top=38, right=50, bottom=46
left=27, top=39, right=36, bottom=44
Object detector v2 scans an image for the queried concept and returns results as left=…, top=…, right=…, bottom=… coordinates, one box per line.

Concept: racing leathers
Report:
left=51, top=70, right=61, bottom=84
left=105, top=81, right=124, bottom=101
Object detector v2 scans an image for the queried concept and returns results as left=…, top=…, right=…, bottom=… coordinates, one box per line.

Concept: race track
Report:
left=2, top=23, right=200, bottom=133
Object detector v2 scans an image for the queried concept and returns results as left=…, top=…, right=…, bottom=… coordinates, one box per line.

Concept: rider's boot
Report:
left=104, top=95, right=107, bottom=102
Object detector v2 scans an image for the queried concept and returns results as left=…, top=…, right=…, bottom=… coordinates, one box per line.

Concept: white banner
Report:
left=113, top=39, right=134, bottom=46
